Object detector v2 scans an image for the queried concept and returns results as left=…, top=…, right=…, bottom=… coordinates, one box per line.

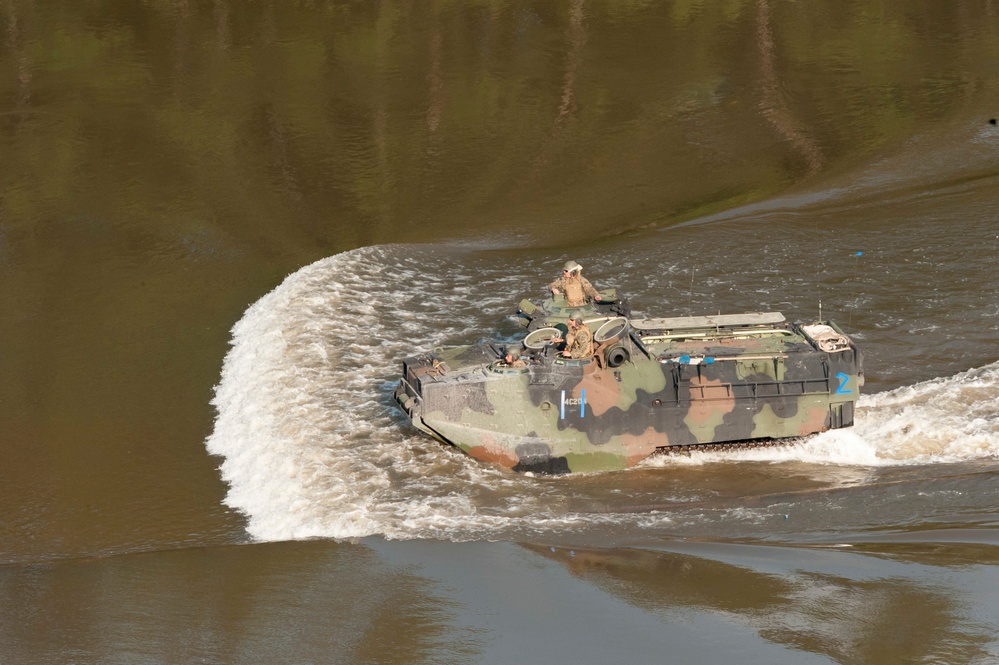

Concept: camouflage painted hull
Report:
left=395, top=308, right=862, bottom=474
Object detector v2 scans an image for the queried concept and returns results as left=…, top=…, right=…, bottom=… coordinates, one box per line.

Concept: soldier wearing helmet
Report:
left=498, top=346, right=528, bottom=368
left=549, top=260, right=602, bottom=308
left=560, top=312, right=593, bottom=359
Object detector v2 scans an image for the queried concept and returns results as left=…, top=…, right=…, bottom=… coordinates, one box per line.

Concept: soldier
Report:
left=561, top=313, right=593, bottom=359
left=499, top=347, right=528, bottom=367
left=549, top=260, right=602, bottom=308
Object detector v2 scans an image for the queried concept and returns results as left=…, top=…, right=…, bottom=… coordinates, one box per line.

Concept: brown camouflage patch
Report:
left=798, top=405, right=830, bottom=436
left=574, top=372, right=621, bottom=417
left=686, top=376, right=736, bottom=424
left=467, top=435, right=519, bottom=468
left=621, top=427, right=667, bottom=466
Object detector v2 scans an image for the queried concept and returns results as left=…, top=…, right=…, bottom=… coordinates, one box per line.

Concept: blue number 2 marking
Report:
left=835, top=372, right=852, bottom=394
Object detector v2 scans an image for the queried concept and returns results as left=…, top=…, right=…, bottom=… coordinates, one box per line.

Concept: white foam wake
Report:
left=849, top=362, right=999, bottom=462
left=206, top=247, right=401, bottom=540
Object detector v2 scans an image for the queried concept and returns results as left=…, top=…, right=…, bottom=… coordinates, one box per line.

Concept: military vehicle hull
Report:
left=394, top=304, right=862, bottom=474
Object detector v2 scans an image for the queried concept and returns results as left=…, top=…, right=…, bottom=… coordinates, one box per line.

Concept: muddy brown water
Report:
left=2, top=2, right=999, bottom=663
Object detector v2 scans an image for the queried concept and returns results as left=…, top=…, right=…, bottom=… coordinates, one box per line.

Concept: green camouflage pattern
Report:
left=395, top=296, right=863, bottom=474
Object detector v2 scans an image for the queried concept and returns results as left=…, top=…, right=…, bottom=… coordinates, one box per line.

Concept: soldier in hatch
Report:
left=499, top=347, right=528, bottom=367
left=549, top=260, right=602, bottom=308
left=560, top=312, right=593, bottom=359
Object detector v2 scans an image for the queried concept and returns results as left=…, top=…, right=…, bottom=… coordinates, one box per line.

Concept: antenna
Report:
left=687, top=267, right=695, bottom=314
left=849, top=251, right=863, bottom=328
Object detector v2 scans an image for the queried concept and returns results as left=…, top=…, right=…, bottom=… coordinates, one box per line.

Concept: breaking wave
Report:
left=206, top=246, right=999, bottom=543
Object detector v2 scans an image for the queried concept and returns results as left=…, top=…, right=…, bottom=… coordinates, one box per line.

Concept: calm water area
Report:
left=3, top=2, right=999, bottom=663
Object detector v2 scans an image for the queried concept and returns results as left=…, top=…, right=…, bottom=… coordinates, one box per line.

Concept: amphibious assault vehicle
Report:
left=394, top=291, right=863, bottom=474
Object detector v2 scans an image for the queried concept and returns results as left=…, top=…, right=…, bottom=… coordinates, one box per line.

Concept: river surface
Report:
left=3, top=2, right=999, bottom=664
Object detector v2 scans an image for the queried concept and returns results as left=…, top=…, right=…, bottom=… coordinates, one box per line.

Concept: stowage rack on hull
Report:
left=394, top=296, right=863, bottom=474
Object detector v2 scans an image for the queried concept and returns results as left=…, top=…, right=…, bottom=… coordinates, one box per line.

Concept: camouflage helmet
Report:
left=563, top=260, right=582, bottom=274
